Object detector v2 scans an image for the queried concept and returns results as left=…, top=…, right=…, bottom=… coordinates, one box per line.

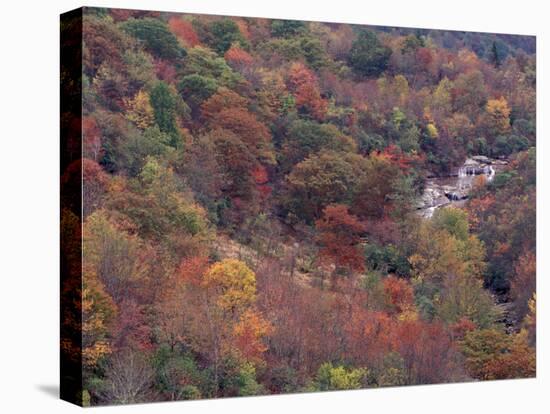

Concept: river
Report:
left=417, top=156, right=508, bottom=218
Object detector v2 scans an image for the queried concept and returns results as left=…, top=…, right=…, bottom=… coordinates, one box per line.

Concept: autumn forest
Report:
left=60, top=7, right=536, bottom=406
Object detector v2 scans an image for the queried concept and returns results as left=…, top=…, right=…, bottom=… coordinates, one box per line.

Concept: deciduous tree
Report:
left=287, top=62, right=327, bottom=121
left=125, top=90, right=155, bottom=130
left=484, top=96, right=512, bottom=139
left=202, top=259, right=257, bottom=313
left=283, top=151, right=367, bottom=223
left=168, top=17, right=200, bottom=47
left=315, top=204, right=366, bottom=273
left=461, top=328, right=535, bottom=380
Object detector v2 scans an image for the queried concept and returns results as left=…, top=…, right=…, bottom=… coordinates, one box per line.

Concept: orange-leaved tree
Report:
left=287, top=62, right=327, bottom=121
left=316, top=204, right=366, bottom=277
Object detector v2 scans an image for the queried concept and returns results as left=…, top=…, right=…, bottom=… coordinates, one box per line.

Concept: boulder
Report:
left=463, top=158, right=480, bottom=166
left=445, top=190, right=468, bottom=201
left=471, top=155, right=491, bottom=163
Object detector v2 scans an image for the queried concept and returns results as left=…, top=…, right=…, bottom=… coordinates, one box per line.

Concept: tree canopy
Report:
left=72, top=9, right=536, bottom=406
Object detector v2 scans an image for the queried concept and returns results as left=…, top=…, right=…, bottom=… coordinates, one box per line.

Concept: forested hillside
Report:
left=62, top=7, right=536, bottom=405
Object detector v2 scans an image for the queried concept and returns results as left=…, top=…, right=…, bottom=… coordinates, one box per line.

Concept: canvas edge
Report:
left=60, top=6, right=84, bottom=407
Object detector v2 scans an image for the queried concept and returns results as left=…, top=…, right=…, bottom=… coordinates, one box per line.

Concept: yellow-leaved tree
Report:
left=410, top=208, right=497, bottom=328
left=484, top=96, right=511, bottom=137
left=82, top=268, right=115, bottom=367
left=125, top=89, right=155, bottom=130
left=202, top=259, right=257, bottom=313
left=168, top=258, right=272, bottom=397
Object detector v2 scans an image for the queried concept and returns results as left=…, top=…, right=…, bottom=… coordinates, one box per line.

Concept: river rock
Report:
left=471, top=155, right=491, bottom=163
left=445, top=190, right=468, bottom=201
left=418, top=155, right=506, bottom=218
left=492, top=159, right=509, bottom=165
left=463, top=158, right=480, bottom=166
left=459, top=157, right=495, bottom=176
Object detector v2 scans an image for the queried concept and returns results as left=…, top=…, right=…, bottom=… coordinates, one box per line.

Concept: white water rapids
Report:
left=418, top=156, right=505, bottom=219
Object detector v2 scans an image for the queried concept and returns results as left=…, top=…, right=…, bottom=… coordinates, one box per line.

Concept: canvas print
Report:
left=60, top=7, right=536, bottom=406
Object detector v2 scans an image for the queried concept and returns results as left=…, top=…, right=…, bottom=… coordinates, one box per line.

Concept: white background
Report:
left=0, top=0, right=548, bottom=412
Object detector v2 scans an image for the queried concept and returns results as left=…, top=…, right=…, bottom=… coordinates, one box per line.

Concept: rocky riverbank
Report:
left=418, top=156, right=508, bottom=218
